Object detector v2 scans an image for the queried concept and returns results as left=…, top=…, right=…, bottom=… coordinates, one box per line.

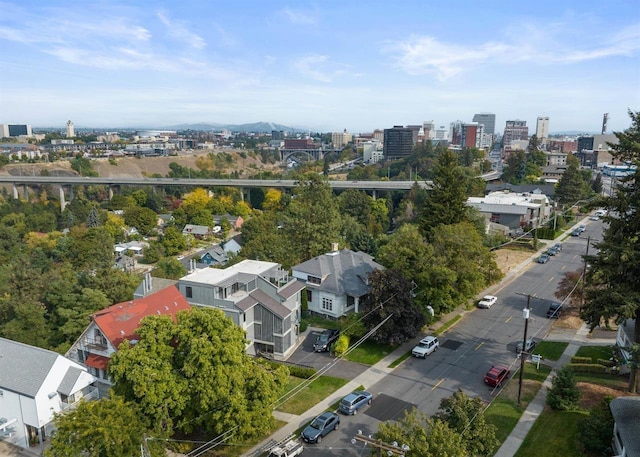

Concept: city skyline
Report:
left=1, top=1, right=639, bottom=134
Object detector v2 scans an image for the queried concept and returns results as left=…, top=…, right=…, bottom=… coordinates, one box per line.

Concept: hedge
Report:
left=263, top=360, right=317, bottom=378
left=567, top=363, right=608, bottom=374
left=571, top=356, right=593, bottom=364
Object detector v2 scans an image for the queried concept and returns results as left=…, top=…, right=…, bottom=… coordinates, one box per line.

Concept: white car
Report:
left=411, top=336, right=439, bottom=358
left=477, top=295, right=498, bottom=309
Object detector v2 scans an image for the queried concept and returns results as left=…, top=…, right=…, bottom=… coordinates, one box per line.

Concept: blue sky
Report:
left=1, top=0, right=639, bottom=134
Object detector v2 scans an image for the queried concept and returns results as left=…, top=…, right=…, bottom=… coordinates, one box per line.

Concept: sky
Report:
left=1, top=0, right=639, bottom=134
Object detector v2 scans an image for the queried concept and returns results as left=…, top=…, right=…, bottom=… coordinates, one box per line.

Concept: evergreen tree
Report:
left=555, top=163, right=591, bottom=204
left=419, top=148, right=470, bottom=239
left=547, top=366, right=581, bottom=410
left=581, top=110, right=640, bottom=393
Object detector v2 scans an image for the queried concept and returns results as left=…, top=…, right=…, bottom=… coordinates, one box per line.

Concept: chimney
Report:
left=331, top=242, right=339, bottom=252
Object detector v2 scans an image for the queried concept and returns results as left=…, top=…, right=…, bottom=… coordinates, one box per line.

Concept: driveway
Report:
left=285, top=328, right=369, bottom=380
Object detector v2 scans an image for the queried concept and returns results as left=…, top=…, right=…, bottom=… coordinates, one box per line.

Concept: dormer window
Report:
left=308, top=275, right=321, bottom=285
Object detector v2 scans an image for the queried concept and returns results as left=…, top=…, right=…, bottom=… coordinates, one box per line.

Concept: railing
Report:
left=60, top=386, right=100, bottom=411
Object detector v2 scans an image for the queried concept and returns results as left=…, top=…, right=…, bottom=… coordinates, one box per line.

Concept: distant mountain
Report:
left=549, top=131, right=600, bottom=136
left=164, top=122, right=305, bottom=133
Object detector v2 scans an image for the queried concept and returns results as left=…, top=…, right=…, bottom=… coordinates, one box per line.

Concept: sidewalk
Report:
left=494, top=322, right=616, bottom=457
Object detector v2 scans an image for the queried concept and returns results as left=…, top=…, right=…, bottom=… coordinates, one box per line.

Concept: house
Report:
left=616, top=319, right=637, bottom=365
left=65, top=286, right=191, bottom=394
left=467, top=190, right=552, bottom=230
left=610, top=396, right=640, bottom=457
left=0, top=337, right=98, bottom=452
left=213, top=213, right=244, bottom=230
left=291, top=246, right=384, bottom=319
left=177, top=259, right=305, bottom=359
left=222, top=233, right=242, bottom=256
left=199, top=244, right=228, bottom=266
left=182, top=224, right=212, bottom=239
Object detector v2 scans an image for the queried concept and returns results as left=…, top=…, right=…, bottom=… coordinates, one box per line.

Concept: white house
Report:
left=0, top=338, right=98, bottom=452
left=291, top=246, right=384, bottom=319
left=616, top=319, right=637, bottom=365
left=177, top=259, right=304, bottom=359
left=467, top=190, right=551, bottom=230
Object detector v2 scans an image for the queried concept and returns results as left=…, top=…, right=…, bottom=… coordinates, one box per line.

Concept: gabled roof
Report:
left=92, top=285, right=190, bottom=348
left=0, top=337, right=59, bottom=397
left=236, top=289, right=292, bottom=319
left=182, top=224, right=210, bottom=235
left=610, top=396, right=640, bottom=457
left=294, top=249, right=383, bottom=297
left=57, top=367, right=84, bottom=396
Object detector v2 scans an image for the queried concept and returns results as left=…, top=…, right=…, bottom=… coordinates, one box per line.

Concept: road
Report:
left=301, top=219, right=603, bottom=456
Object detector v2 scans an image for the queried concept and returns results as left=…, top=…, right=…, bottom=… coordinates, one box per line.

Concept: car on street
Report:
left=546, top=247, right=558, bottom=256
left=537, top=254, right=549, bottom=264
left=553, top=243, right=562, bottom=251
left=571, top=229, right=582, bottom=236
left=301, top=412, right=340, bottom=444
left=477, top=295, right=498, bottom=309
left=484, top=364, right=511, bottom=387
left=313, top=329, right=340, bottom=352
left=546, top=302, right=563, bottom=318
left=338, top=390, right=373, bottom=415
left=412, top=336, right=439, bottom=357
left=578, top=225, right=587, bottom=233
left=590, top=215, right=600, bottom=221
left=516, top=338, right=537, bottom=354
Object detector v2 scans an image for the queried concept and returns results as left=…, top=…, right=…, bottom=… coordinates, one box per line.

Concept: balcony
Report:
left=82, top=337, right=108, bottom=352
left=60, top=386, right=100, bottom=411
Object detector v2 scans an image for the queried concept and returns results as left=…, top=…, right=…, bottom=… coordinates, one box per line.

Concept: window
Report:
left=185, top=286, right=193, bottom=298
left=308, top=275, right=321, bottom=285
left=322, top=297, right=333, bottom=311
left=307, top=290, right=313, bottom=302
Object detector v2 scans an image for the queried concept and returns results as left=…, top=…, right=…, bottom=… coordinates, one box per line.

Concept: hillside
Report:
left=1, top=150, right=284, bottom=179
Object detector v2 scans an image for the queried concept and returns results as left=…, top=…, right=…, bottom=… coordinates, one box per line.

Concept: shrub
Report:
left=299, top=321, right=308, bottom=333
left=579, top=396, right=614, bottom=455
left=263, top=360, right=316, bottom=379
left=571, top=356, right=593, bottom=364
left=333, top=334, right=350, bottom=357
left=547, top=366, right=581, bottom=411
left=567, top=363, right=608, bottom=374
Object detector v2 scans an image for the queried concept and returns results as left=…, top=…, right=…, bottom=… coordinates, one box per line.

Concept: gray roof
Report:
left=610, top=396, right=640, bottom=457
left=57, top=366, right=83, bottom=396
left=0, top=337, right=59, bottom=398
left=183, top=224, right=210, bottom=235
left=468, top=202, right=528, bottom=215
left=294, top=249, right=383, bottom=297
left=278, top=280, right=306, bottom=300
left=234, top=289, right=291, bottom=319
left=485, top=183, right=556, bottom=197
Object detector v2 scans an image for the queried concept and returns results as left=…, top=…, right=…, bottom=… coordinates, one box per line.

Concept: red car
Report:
left=484, top=364, right=510, bottom=387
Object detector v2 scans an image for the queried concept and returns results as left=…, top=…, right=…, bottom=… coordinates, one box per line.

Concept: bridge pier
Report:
left=108, top=186, right=114, bottom=200
left=59, top=187, right=67, bottom=212
left=22, top=184, right=28, bottom=200
left=12, top=185, right=18, bottom=200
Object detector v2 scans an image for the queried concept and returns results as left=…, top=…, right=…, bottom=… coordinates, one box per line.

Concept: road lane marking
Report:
left=562, top=265, right=566, bottom=270
left=432, top=378, right=445, bottom=391
left=475, top=342, right=484, bottom=350
left=505, top=316, right=512, bottom=323
left=549, top=277, right=554, bottom=282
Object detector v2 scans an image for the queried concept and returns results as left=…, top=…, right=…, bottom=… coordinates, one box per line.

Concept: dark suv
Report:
left=313, top=329, right=340, bottom=352
left=546, top=302, right=563, bottom=318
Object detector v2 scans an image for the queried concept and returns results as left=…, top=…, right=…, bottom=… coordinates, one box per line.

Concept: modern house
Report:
left=291, top=246, right=383, bottom=319
left=182, top=224, right=212, bottom=239
left=65, top=286, right=191, bottom=394
left=467, top=190, right=551, bottom=230
left=177, top=259, right=305, bottom=359
left=0, top=337, right=98, bottom=452
left=610, top=396, right=640, bottom=457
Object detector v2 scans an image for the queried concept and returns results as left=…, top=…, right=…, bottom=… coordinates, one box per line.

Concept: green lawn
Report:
left=533, top=341, right=569, bottom=361
left=389, top=350, right=412, bottom=368
left=484, top=397, right=523, bottom=443
left=344, top=339, right=397, bottom=365
left=276, top=375, right=348, bottom=415
left=574, top=372, right=629, bottom=389
left=514, top=410, right=588, bottom=457
left=574, top=345, right=613, bottom=363
left=433, top=314, right=462, bottom=336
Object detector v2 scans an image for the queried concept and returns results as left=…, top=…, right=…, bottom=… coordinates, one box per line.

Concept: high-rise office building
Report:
left=503, top=120, right=528, bottom=149
left=383, top=126, right=414, bottom=160
left=66, top=120, right=75, bottom=138
left=472, top=113, right=496, bottom=135
left=460, top=123, right=484, bottom=148
left=536, top=116, right=549, bottom=140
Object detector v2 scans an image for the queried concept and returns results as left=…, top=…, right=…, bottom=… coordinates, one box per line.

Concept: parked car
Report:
left=477, top=295, right=498, bottom=309
left=546, top=247, right=558, bottom=256
left=313, top=329, right=340, bottom=352
left=484, top=364, right=511, bottom=387
left=571, top=229, right=582, bottom=236
left=578, top=225, right=587, bottom=233
left=339, top=390, right=373, bottom=415
left=553, top=243, right=562, bottom=251
left=590, top=215, right=600, bottom=221
left=412, top=336, right=439, bottom=358
left=301, top=412, right=340, bottom=444
left=546, top=302, right=563, bottom=318
left=516, top=338, right=537, bottom=354
left=537, top=254, right=549, bottom=264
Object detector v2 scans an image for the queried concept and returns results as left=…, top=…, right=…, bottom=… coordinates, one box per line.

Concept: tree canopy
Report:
left=109, top=307, right=289, bottom=439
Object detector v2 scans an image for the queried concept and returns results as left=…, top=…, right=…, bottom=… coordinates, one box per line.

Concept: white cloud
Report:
left=280, top=6, right=318, bottom=25
left=156, top=10, right=206, bottom=49
left=293, top=54, right=332, bottom=82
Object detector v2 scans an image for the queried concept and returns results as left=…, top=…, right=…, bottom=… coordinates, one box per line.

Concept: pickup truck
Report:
left=268, top=438, right=304, bottom=457
left=313, top=329, right=340, bottom=352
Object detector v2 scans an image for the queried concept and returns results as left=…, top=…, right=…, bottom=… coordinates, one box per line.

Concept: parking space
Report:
left=285, top=329, right=369, bottom=380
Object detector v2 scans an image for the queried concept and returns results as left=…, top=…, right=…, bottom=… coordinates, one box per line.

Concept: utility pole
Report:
left=516, top=293, right=532, bottom=408
left=353, top=433, right=409, bottom=456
